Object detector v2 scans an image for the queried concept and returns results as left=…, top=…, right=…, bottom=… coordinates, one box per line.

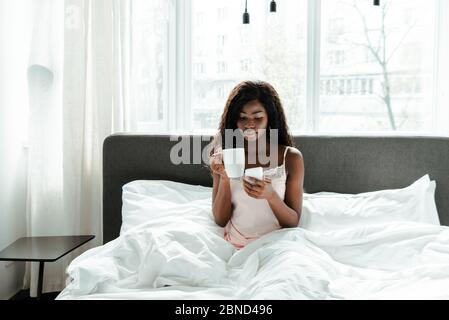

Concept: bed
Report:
left=56, top=134, right=449, bottom=300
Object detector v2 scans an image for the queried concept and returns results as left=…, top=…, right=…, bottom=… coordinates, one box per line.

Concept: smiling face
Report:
left=237, top=100, right=269, bottom=142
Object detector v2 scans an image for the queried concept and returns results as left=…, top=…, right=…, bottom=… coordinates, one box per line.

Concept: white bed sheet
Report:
left=56, top=181, right=449, bottom=300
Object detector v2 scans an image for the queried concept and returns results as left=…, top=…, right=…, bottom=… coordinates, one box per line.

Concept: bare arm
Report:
left=212, top=173, right=233, bottom=227
left=210, top=154, right=233, bottom=227
left=266, top=148, right=303, bottom=227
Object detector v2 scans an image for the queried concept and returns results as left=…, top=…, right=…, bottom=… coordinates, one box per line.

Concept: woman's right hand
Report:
left=210, top=152, right=229, bottom=180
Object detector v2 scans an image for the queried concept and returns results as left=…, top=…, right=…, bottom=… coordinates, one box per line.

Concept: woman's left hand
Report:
left=243, top=176, right=275, bottom=200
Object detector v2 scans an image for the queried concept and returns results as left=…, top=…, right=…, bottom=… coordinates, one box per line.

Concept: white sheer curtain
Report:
left=0, top=0, right=32, bottom=300
left=23, top=0, right=131, bottom=296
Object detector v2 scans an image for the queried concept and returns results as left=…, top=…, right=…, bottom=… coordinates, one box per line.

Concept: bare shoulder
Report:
left=284, top=146, right=304, bottom=175
left=285, top=146, right=303, bottom=162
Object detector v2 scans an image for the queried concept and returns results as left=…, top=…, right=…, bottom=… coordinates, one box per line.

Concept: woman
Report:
left=208, top=80, right=304, bottom=250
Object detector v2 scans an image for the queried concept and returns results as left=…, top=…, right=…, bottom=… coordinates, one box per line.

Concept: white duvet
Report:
left=57, top=180, right=449, bottom=300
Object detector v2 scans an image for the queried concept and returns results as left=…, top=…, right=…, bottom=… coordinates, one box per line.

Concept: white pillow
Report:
left=121, top=180, right=213, bottom=235
left=300, top=174, right=440, bottom=232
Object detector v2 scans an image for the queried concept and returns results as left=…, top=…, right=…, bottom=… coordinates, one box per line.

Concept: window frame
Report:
left=137, top=0, right=448, bottom=137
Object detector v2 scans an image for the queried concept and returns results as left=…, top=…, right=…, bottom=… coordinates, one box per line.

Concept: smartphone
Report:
left=244, top=167, right=263, bottom=181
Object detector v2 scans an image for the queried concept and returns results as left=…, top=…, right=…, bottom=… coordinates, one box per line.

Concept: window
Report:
left=195, top=36, right=205, bottom=54
left=196, top=11, right=204, bottom=26
left=360, top=79, right=367, bottom=95
left=191, top=0, right=307, bottom=131
left=216, top=34, right=226, bottom=54
left=217, top=35, right=226, bottom=47
left=217, top=7, right=228, bottom=21
left=368, top=79, right=374, bottom=95
left=217, top=86, right=225, bottom=99
left=129, top=0, right=447, bottom=135
left=130, top=0, right=169, bottom=132
left=339, top=79, right=346, bottom=95
left=194, top=63, right=205, bottom=74
left=320, top=0, right=436, bottom=132
left=327, top=17, right=345, bottom=43
left=216, top=61, right=227, bottom=73
left=240, top=28, right=250, bottom=45
left=240, top=58, right=251, bottom=72
left=197, top=89, right=206, bottom=99
left=346, top=79, right=353, bottom=95
left=327, top=50, right=345, bottom=65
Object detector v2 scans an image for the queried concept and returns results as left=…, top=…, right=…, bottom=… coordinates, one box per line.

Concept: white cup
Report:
left=222, top=148, right=245, bottom=179
left=245, top=167, right=264, bottom=181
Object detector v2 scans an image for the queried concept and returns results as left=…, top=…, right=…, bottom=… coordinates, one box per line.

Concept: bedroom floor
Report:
left=9, top=290, right=60, bottom=300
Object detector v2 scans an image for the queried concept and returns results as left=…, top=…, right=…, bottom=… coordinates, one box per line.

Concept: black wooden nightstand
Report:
left=0, top=235, right=95, bottom=299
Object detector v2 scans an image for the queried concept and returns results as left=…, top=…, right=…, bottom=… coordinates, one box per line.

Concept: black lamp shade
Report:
left=374, top=0, right=380, bottom=5
left=243, top=11, right=250, bottom=24
left=270, top=1, right=277, bottom=12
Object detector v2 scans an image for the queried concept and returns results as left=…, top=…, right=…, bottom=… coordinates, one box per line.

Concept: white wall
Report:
left=0, top=0, right=31, bottom=300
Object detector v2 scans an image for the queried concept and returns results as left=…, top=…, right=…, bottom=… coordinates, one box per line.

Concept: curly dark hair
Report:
left=208, top=80, right=293, bottom=156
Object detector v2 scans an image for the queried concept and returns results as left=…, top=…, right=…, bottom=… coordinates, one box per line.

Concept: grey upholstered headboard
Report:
left=103, top=133, right=449, bottom=243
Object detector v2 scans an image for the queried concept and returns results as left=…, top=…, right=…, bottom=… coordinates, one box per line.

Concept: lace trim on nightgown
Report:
left=262, top=163, right=287, bottom=180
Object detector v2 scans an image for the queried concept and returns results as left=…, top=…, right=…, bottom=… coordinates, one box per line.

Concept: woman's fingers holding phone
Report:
left=244, top=176, right=264, bottom=187
left=243, top=176, right=274, bottom=200
left=245, top=179, right=263, bottom=192
left=243, top=182, right=259, bottom=198
left=243, top=179, right=263, bottom=198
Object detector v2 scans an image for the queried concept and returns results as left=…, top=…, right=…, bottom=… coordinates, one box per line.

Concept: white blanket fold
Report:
left=57, top=216, right=449, bottom=300
left=57, top=179, right=449, bottom=300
